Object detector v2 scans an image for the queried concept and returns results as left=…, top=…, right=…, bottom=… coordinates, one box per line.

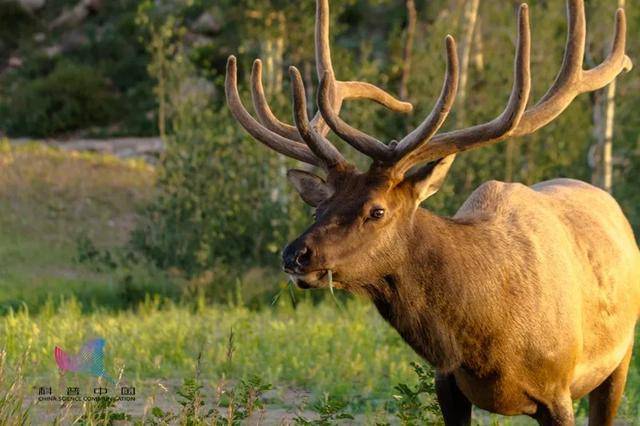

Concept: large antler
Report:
left=316, top=0, right=632, bottom=176
left=225, top=0, right=412, bottom=171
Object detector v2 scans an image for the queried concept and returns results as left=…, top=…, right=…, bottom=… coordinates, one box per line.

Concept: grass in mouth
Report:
left=272, top=279, right=297, bottom=309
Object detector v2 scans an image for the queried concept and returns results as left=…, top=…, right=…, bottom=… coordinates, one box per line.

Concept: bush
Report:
left=130, top=11, right=308, bottom=278
left=0, top=61, right=120, bottom=136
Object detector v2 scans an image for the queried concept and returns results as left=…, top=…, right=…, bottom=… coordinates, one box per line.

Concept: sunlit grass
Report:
left=1, top=297, right=419, bottom=401
left=0, top=140, right=157, bottom=312
left=1, top=298, right=638, bottom=424
left=0, top=296, right=426, bottom=423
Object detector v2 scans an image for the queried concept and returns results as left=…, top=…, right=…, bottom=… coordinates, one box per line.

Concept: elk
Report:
left=225, top=1, right=639, bottom=424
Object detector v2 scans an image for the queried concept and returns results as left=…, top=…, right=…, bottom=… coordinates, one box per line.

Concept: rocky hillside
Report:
left=0, top=0, right=224, bottom=139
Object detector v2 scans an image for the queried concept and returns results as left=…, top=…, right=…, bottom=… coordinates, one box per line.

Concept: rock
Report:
left=49, top=0, right=103, bottom=30
left=172, top=77, right=217, bottom=111
left=183, top=32, right=214, bottom=47
left=17, top=0, right=46, bottom=12
left=44, top=44, right=62, bottom=57
left=193, top=10, right=221, bottom=35
left=59, top=29, right=89, bottom=51
left=8, top=56, right=23, bottom=68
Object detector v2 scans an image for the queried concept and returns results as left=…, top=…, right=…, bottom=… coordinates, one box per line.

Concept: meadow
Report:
left=0, top=142, right=638, bottom=424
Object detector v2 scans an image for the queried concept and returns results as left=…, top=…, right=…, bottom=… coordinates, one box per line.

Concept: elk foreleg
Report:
left=435, top=372, right=472, bottom=426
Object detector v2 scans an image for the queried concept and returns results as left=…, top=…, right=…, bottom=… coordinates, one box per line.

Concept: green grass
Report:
left=1, top=298, right=638, bottom=424
left=0, top=142, right=638, bottom=424
left=2, top=297, right=419, bottom=404
left=0, top=140, right=162, bottom=312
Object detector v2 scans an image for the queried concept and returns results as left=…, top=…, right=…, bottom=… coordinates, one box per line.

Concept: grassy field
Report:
left=0, top=141, right=638, bottom=424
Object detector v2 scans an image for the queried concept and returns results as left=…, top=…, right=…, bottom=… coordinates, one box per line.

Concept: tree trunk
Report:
left=601, top=72, right=616, bottom=193
left=591, top=90, right=604, bottom=186
left=457, top=0, right=480, bottom=191
left=274, top=12, right=286, bottom=94
left=261, top=12, right=286, bottom=96
left=590, top=0, right=622, bottom=193
left=399, top=0, right=417, bottom=101
left=472, top=17, right=484, bottom=72
left=457, top=0, right=480, bottom=127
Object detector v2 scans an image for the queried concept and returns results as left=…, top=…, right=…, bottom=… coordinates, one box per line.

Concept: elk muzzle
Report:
left=282, top=239, right=331, bottom=288
left=282, top=242, right=313, bottom=274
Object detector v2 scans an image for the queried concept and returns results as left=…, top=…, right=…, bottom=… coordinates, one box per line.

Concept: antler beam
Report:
left=317, top=35, right=460, bottom=163
left=226, top=56, right=322, bottom=166
left=227, top=0, right=633, bottom=178
left=394, top=1, right=632, bottom=170
left=513, top=3, right=632, bottom=136
left=226, top=0, right=412, bottom=171
left=318, top=4, right=530, bottom=170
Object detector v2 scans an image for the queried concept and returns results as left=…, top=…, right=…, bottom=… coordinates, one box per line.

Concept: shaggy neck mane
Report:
left=362, top=209, right=498, bottom=373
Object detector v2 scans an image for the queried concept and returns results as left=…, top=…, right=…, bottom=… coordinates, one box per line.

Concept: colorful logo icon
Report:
left=54, top=338, right=114, bottom=383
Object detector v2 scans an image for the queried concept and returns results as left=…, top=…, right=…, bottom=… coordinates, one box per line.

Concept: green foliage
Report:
left=294, top=394, right=355, bottom=425
left=0, top=349, right=31, bottom=425
left=0, top=61, right=120, bottom=136
left=0, top=2, right=38, bottom=57
left=0, top=141, right=179, bottom=313
left=147, top=374, right=274, bottom=425
left=382, top=362, right=442, bottom=425
left=0, top=297, right=421, bottom=409
left=77, top=396, right=132, bottom=424
left=131, top=4, right=309, bottom=277
left=220, top=375, right=274, bottom=423
left=0, top=0, right=154, bottom=137
left=175, top=378, right=208, bottom=423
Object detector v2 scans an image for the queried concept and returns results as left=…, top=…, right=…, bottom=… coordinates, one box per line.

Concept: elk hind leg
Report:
left=533, top=394, right=574, bottom=426
left=588, top=343, right=633, bottom=426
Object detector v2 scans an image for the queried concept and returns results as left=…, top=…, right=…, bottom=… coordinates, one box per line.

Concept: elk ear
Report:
left=406, top=155, right=456, bottom=203
left=287, top=169, right=333, bottom=207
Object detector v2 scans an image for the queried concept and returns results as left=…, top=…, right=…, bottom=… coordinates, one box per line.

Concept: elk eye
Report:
left=370, top=208, right=385, bottom=219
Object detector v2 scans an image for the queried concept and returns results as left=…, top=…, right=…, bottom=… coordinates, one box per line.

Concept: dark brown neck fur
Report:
left=364, top=208, right=497, bottom=373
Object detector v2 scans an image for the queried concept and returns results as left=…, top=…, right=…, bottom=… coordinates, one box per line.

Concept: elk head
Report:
left=226, top=0, right=631, bottom=291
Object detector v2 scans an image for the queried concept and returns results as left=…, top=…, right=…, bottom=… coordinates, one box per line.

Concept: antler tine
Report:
left=514, top=0, right=633, bottom=136
left=337, top=81, right=414, bottom=113
left=512, top=2, right=632, bottom=136
left=395, top=4, right=532, bottom=168
left=318, top=73, right=394, bottom=162
left=312, top=0, right=412, bottom=146
left=316, top=67, right=416, bottom=163
left=393, top=35, right=459, bottom=171
left=251, top=59, right=304, bottom=142
left=225, top=56, right=322, bottom=167
left=317, top=36, right=456, bottom=166
left=246, top=0, right=339, bottom=142
left=290, top=66, right=347, bottom=169
left=387, top=3, right=537, bottom=169
left=315, top=0, right=335, bottom=80
left=228, top=0, right=413, bottom=171
left=582, top=8, right=633, bottom=88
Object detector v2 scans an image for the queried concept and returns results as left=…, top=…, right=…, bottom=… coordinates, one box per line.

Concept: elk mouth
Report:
left=288, top=269, right=332, bottom=289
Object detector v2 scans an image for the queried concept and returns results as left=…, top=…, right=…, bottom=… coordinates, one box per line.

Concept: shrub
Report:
left=0, top=61, right=120, bottom=136
left=130, top=10, right=308, bottom=278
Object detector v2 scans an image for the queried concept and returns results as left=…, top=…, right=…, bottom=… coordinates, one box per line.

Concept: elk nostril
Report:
left=295, top=247, right=312, bottom=267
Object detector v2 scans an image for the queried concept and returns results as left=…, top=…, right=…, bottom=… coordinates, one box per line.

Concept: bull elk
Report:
left=225, top=0, right=639, bottom=424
